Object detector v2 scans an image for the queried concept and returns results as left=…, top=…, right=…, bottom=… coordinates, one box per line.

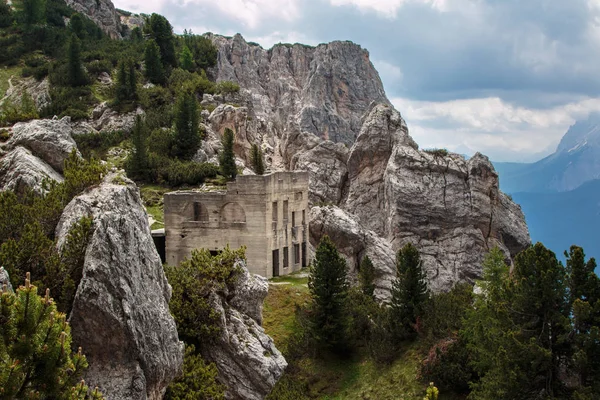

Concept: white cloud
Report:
left=113, top=0, right=300, bottom=29
left=372, top=59, right=403, bottom=86
left=392, top=96, right=600, bottom=161
left=245, top=31, right=320, bottom=49
left=329, top=0, right=448, bottom=17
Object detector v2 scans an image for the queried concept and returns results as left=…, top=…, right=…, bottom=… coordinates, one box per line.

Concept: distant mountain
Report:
left=511, top=180, right=600, bottom=263
left=495, top=112, right=600, bottom=193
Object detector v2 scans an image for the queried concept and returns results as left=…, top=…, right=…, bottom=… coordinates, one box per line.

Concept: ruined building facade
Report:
left=164, top=172, right=310, bottom=278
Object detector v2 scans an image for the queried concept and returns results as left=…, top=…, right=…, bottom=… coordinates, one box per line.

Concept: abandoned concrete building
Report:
left=164, top=171, right=310, bottom=278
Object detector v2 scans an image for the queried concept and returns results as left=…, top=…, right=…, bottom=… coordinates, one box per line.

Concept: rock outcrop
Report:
left=206, top=34, right=389, bottom=169
left=0, top=147, right=63, bottom=194
left=55, top=173, right=183, bottom=400
left=201, top=262, right=287, bottom=400
left=5, top=117, right=78, bottom=173
left=206, top=35, right=531, bottom=292
left=65, top=0, right=122, bottom=39
left=304, top=105, right=530, bottom=292
left=310, top=206, right=396, bottom=299
left=3, top=76, right=51, bottom=111
left=0, top=267, right=12, bottom=293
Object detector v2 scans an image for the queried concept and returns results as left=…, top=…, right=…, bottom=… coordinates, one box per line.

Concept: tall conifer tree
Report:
left=219, top=128, right=237, bottom=180
left=172, top=92, right=200, bottom=160
left=144, top=39, right=166, bottom=85
left=389, top=243, right=428, bottom=340
left=308, top=235, right=349, bottom=353
left=67, top=34, right=87, bottom=87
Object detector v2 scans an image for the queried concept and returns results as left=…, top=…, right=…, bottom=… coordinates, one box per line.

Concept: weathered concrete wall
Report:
left=164, top=172, right=309, bottom=278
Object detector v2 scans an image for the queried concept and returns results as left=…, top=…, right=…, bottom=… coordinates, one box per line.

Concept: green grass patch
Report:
left=0, top=66, right=22, bottom=98
left=140, top=184, right=171, bottom=230
left=263, top=282, right=310, bottom=348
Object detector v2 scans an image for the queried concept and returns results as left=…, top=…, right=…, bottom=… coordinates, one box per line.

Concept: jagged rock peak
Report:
left=55, top=173, right=183, bottom=399
left=65, top=0, right=122, bottom=39
left=209, top=33, right=390, bottom=146
left=202, top=261, right=287, bottom=400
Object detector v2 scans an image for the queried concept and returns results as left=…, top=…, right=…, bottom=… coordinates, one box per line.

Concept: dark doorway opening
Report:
left=301, top=242, right=307, bottom=268
left=273, top=249, right=280, bottom=277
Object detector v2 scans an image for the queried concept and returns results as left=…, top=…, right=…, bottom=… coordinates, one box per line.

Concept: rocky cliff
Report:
left=206, top=34, right=531, bottom=293
left=0, top=119, right=185, bottom=399
left=56, top=173, right=184, bottom=399
left=202, top=264, right=287, bottom=400
left=65, top=0, right=123, bottom=39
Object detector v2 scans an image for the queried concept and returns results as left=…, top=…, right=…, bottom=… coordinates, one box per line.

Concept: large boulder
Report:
left=6, top=117, right=78, bottom=173
left=341, top=105, right=531, bottom=292
left=55, top=173, right=183, bottom=400
left=309, top=205, right=396, bottom=300
left=0, top=147, right=63, bottom=194
left=201, top=261, right=287, bottom=400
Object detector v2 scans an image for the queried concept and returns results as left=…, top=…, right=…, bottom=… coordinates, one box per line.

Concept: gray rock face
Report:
left=206, top=35, right=531, bottom=293
left=332, top=105, right=529, bottom=292
left=0, top=147, right=63, bottom=194
left=55, top=173, right=183, bottom=400
left=6, top=117, right=78, bottom=173
left=4, top=76, right=51, bottom=111
left=201, top=261, right=287, bottom=400
left=0, top=267, right=13, bottom=293
left=310, top=206, right=396, bottom=300
left=65, top=0, right=122, bottom=39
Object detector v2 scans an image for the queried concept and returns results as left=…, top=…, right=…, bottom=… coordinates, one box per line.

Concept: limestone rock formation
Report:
left=0, top=147, right=63, bottom=194
left=0, top=267, right=12, bottom=293
left=4, top=76, right=51, bottom=111
left=307, top=104, right=531, bottom=292
left=65, top=0, right=122, bottom=39
left=55, top=173, right=183, bottom=400
left=201, top=261, right=287, bottom=400
left=310, top=206, right=396, bottom=299
left=207, top=34, right=389, bottom=170
left=205, top=34, right=530, bottom=292
left=5, top=117, right=78, bottom=173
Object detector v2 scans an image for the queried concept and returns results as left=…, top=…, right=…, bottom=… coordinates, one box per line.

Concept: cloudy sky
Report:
left=113, top=0, right=600, bottom=162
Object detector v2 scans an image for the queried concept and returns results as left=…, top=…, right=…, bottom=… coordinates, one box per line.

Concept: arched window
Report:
left=221, top=202, right=246, bottom=223
left=192, top=202, right=209, bottom=222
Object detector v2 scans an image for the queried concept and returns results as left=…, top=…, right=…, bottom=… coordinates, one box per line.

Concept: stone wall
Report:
left=165, top=172, right=309, bottom=277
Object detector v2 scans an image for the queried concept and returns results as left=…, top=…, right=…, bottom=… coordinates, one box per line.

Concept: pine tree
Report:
left=172, top=91, right=200, bottom=160
left=566, top=246, right=600, bottom=391
left=70, top=13, right=85, bottom=38
left=250, top=143, right=265, bottom=175
left=180, top=46, right=194, bottom=72
left=0, top=273, right=103, bottom=399
left=15, top=0, right=46, bottom=25
left=308, top=235, right=349, bottom=353
left=463, top=244, right=571, bottom=399
left=128, top=61, right=137, bottom=100
left=147, top=13, right=177, bottom=68
left=0, top=0, right=14, bottom=28
left=126, top=115, right=149, bottom=180
left=389, top=243, right=429, bottom=340
left=115, top=60, right=129, bottom=104
left=115, top=60, right=137, bottom=104
left=67, top=34, right=88, bottom=87
left=144, top=39, right=166, bottom=85
left=219, top=128, right=237, bottom=181
left=358, top=255, right=376, bottom=299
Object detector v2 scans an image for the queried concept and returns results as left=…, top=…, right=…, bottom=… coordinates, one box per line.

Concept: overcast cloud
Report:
left=112, top=0, right=600, bottom=162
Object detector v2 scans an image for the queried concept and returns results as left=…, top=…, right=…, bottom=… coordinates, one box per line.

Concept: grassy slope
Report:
left=262, top=272, right=457, bottom=400
left=0, top=66, right=21, bottom=98
left=140, top=184, right=171, bottom=230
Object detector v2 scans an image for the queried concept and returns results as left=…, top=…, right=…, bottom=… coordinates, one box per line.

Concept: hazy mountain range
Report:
left=493, top=113, right=600, bottom=265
